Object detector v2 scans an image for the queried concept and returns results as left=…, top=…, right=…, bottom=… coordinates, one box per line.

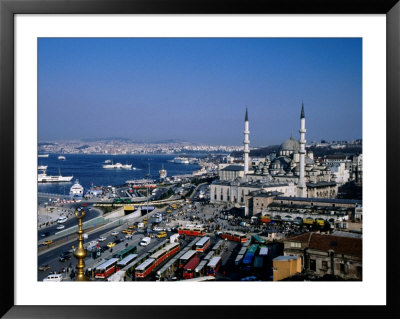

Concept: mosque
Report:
left=210, top=105, right=338, bottom=208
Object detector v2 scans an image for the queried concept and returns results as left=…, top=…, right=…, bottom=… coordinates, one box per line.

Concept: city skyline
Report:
left=38, top=38, right=362, bottom=146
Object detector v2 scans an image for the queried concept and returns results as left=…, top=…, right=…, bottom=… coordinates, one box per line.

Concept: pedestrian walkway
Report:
left=37, top=205, right=75, bottom=228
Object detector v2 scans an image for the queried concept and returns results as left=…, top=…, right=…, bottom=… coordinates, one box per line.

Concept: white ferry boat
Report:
left=38, top=169, right=73, bottom=183
left=69, top=179, right=84, bottom=198
left=172, top=157, right=190, bottom=164
left=58, top=155, right=66, bottom=160
left=103, top=161, right=132, bottom=169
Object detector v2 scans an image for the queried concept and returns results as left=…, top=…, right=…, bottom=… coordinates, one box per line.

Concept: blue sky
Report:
left=38, top=38, right=362, bottom=147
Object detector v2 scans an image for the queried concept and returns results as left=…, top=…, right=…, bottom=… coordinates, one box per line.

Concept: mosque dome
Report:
left=280, top=136, right=300, bottom=152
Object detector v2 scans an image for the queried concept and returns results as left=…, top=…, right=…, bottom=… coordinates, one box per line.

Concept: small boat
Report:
left=38, top=154, right=49, bottom=158
left=104, top=159, right=111, bottom=163
left=56, top=225, right=65, bottom=230
left=58, top=156, right=66, bottom=160
left=38, top=165, right=48, bottom=170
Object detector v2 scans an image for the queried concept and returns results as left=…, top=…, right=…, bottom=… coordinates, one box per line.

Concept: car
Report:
left=153, top=227, right=165, bottom=232
left=143, top=217, right=148, bottom=221
left=111, top=231, right=119, bottom=236
left=59, top=251, right=72, bottom=262
left=43, top=240, right=53, bottom=245
left=114, top=238, right=124, bottom=244
left=41, top=231, right=50, bottom=237
left=128, top=225, right=136, bottom=229
left=107, top=242, right=116, bottom=248
left=97, top=236, right=106, bottom=242
left=156, top=231, right=167, bottom=238
left=166, top=228, right=172, bottom=232
left=124, top=230, right=133, bottom=235
left=122, top=229, right=131, bottom=234
left=38, top=264, right=51, bottom=271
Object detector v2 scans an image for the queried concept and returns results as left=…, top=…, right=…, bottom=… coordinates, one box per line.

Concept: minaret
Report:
left=298, top=102, right=307, bottom=197
left=243, top=107, right=250, bottom=175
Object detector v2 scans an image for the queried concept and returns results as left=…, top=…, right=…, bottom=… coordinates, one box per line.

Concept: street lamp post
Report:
left=73, top=207, right=90, bottom=281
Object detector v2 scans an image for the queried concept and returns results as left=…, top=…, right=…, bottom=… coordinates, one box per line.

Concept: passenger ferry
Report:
left=171, top=157, right=190, bottom=164
left=38, top=169, right=73, bottom=183
left=103, top=161, right=132, bottom=169
left=69, top=179, right=84, bottom=198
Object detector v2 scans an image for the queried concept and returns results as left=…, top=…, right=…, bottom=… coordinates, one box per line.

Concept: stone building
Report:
left=283, top=233, right=362, bottom=280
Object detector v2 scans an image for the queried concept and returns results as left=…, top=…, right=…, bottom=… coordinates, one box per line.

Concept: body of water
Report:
left=38, top=154, right=202, bottom=195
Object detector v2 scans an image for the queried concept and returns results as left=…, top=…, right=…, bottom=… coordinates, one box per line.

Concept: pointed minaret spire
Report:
left=298, top=101, right=307, bottom=197
left=243, top=107, right=250, bottom=175
left=301, top=102, right=305, bottom=119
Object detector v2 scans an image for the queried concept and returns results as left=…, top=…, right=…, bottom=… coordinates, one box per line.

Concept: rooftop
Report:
left=276, top=196, right=362, bottom=205
left=286, top=233, right=362, bottom=258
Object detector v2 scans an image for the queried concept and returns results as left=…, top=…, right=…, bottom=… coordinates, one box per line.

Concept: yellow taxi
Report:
left=128, top=225, right=136, bottom=229
left=166, top=208, right=172, bottom=213
left=125, top=229, right=133, bottom=235
left=43, top=240, right=53, bottom=245
left=122, top=229, right=130, bottom=234
left=107, top=242, right=116, bottom=248
left=143, top=217, right=148, bottom=221
left=156, top=231, right=167, bottom=238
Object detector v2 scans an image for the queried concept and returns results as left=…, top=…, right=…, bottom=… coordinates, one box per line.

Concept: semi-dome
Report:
left=280, top=136, right=300, bottom=152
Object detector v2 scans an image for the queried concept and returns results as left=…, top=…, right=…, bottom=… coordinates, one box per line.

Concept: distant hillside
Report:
left=231, top=144, right=362, bottom=157
left=231, top=145, right=280, bottom=157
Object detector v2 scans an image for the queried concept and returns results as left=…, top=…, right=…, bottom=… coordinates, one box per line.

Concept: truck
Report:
left=170, top=233, right=179, bottom=243
left=139, top=237, right=151, bottom=246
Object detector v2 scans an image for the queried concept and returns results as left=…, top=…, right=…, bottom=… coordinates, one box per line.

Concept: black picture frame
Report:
left=1, top=0, right=399, bottom=318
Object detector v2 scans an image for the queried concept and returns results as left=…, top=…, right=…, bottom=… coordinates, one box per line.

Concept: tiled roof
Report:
left=276, top=196, right=362, bottom=205
left=220, top=165, right=244, bottom=171
left=286, top=233, right=362, bottom=258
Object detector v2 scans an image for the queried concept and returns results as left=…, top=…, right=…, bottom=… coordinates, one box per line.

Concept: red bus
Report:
left=221, top=231, right=247, bottom=243
left=150, top=242, right=180, bottom=268
left=183, top=256, right=201, bottom=279
left=206, top=256, right=222, bottom=276
left=178, top=225, right=206, bottom=237
left=195, top=236, right=210, bottom=252
left=135, top=242, right=180, bottom=279
left=178, top=250, right=197, bottom=268
left=95, top=258, right=119, bottom=279
left=135, top=258, right=156, bottom=279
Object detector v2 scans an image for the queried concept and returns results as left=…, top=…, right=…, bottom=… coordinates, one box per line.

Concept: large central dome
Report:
left=280, top=136, right=300, bottom=152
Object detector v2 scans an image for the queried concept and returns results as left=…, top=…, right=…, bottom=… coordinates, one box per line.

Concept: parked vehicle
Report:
left=43, top=274, right=63, bottom=282
left=38, top=264, right=51, bottom=271
left=139, top=237, right=151, bottom=246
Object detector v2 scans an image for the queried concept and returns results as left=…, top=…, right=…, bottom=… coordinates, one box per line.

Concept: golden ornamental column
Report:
left=73, top=208, right=90, bottom=281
